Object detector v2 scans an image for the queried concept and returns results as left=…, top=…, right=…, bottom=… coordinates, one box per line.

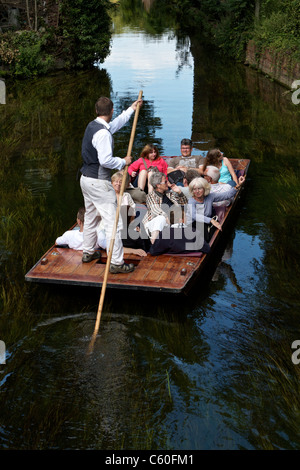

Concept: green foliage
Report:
left=160, top=0, right=300, bottom=61
left=158, top=0, right=255, bottom=59
left=0, top=0, right=112, bottom=76
left=0, top=30, right=54, bottom=77
left=59, top=0, right=112, bottom=69
left=211, top=0, right=254, bottom=59
left=251, top=2, right=300, bottom=61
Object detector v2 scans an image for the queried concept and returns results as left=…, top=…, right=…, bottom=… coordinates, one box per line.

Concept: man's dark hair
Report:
left=77, top=207, right=85, bottom=223
left=181, top=138, right=192, bottom=147
left=95, top=97, right=113, bottom=117
left=185, top=169, right=199, bottom=184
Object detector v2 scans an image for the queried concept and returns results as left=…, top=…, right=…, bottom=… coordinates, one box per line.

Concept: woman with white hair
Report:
left=186, top=177, right=243, bottom=241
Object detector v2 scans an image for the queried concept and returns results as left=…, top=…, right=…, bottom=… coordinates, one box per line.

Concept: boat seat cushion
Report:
left=235, top=169, right=245, bottom=178
left=213, top=204, right=227, bottom=223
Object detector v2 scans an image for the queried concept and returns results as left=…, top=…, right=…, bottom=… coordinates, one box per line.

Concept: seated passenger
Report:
left=56, top=207, right=146, bottom=257
left=55, top=207, right=105, bottom=251
left=203, top=166, right=234, bottom=206
left=142, top=171, right=187, bottom=244
left=128, top=144, right=168, bottom=193
left=181, top=169, right=201, bottom=199
left=186, top=177, right=244, bottom=241
left=111, top=171, right=136, bottom=225
left=199, top=148, right=238, bottom=187
left=167, top=138, right=204, bottom=175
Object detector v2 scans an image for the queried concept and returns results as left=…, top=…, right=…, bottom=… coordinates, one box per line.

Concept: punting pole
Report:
left=88, top=90, right=143, bottom=354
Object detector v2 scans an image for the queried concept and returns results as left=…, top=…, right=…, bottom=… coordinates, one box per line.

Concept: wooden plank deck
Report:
left=25, top=246, right=202, bottom=293
left=25, top=158, right=250, bottom=295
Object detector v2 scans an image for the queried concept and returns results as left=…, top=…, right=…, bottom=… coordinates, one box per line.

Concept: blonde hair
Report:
left=111, top=171, right=129, bottom=187
left=111, top=171, right=123, bottom=182
left=189, top=177, right=211, bottom=196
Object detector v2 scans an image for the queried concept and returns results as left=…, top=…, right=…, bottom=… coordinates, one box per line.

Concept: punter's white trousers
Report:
left=80, top=175, right=124, bottom=265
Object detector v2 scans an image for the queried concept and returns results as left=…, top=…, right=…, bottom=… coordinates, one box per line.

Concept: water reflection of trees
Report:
left=0, top=70, right=112, bottom=171
left=113, top=0, right=192, bottom=74
left=114, top=0, right=177, bottom=34
left=0, top=70, right=163, bottom=183
left=190, top=37, right=300, bottom=159
left=113, top=95, right=163, bottom=156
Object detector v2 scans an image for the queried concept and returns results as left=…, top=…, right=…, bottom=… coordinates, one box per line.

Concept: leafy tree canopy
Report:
left=59, top=0, right=112, bottom=69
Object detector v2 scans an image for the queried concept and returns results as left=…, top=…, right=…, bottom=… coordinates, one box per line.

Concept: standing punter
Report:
left=80, top=96, right=143, bottom=273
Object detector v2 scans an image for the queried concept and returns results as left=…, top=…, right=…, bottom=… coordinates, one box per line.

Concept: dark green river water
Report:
left=0, top=4, right=300, bottom=451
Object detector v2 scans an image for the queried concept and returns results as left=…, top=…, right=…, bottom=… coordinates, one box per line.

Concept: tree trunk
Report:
left=26, top=0, right=32, bottom=29
left=255, top=0, right=260, bottom=22
left=34, top=0, right=38, bottom=31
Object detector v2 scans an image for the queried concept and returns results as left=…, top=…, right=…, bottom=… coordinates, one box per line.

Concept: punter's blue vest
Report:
left=80, top=120, right=114, bottom=180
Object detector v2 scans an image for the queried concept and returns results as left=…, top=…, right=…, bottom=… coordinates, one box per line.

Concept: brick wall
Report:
left=245, top=40, right=300, bottom=89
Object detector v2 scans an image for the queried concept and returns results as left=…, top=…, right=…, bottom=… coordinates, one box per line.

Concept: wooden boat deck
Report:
left=25, top=247, right=204, bottom=293
left=25, top=158, right=250, bottom=295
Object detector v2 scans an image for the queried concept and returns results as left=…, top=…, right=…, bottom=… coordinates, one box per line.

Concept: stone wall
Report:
left=245, top=40, right=300, bottom=89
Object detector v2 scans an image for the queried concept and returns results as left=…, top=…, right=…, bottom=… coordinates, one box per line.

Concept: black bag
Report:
left=167, top=169, right=185, bottom=185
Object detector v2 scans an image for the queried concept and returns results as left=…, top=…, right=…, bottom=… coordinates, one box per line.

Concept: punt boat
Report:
left=25, top=158, right=250, bottom=295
